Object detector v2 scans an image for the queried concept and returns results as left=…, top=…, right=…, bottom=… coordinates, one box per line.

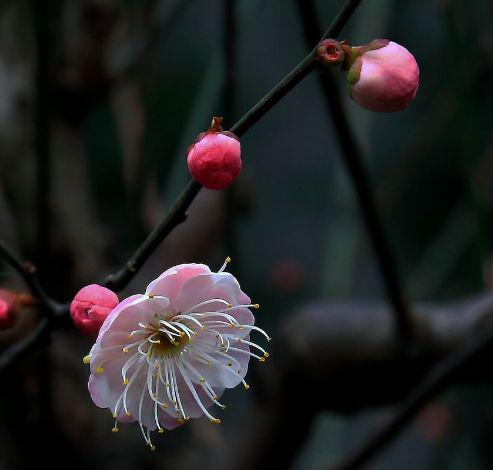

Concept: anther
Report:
left=96, top=367, right=104, bottom=374
left=82, top=355, right=90, bottom=365
left=112, top=426, right=119, bottom=433
left=244, top=383, right=250, bottom=390
left=158, top=428, right=165, bottom=434
left=123, top=348, right=129, bottom=353
left=211, top=418, right=221, bottom=424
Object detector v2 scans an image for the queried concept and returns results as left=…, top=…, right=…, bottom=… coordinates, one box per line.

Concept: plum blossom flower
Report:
left=85, top=260, right=269, bottom=449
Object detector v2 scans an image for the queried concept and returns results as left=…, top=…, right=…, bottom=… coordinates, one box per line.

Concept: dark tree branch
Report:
left=232, top=293, right=493, bottom=469
left=295, top=0, right=414, bottom=341
left=104, top=0, right=365, bottom=292
left=0, top=318, right=53, bottom=373
left=331, top=327, right=493, bottom=470
left=103, top=179, right=201, bottom=290
left=0, top=240, right=59, bottom=312
left=0, top=239, right=67, bottom=374
left=33, top=0, right=54, bottom=270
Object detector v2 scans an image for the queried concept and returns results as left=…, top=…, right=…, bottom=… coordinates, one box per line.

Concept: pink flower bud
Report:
left=0, top=299, right=14, bottom=330
left=348, top=40, right=419, bottom=112
left=187, top=117, right=242, bottom=190
left=0, top=289, right=30, bottom=330
left=70, top=284, right=119, bottom=336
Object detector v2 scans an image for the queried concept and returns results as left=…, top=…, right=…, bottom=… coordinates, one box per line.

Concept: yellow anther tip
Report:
left=264, top=352, right=270, bottom=358
left=112, top=427, right=119, bottom=433
left=244, top=383, right=250, bottom=390
left=123, top=378, right=129, bottom=385
left=225, top=256, right=231, bottom=263
left=259, top=357, right=266, bottom=362
left=125, top=411, right=132, bottom=417
left=83, top=355, right=90, bottom=365
left=95, top=367, right=104, bottom=374
left=253, top=304, right=260, bottom=309
left=150, top=446, right=156, bottom=452
left=158, top=428, right=165, bottom=434
left=211, top=418, right=221, bottom=424
left=122, top=348, right=129, bottom=353
left=112, top=413, right=118, bottom=418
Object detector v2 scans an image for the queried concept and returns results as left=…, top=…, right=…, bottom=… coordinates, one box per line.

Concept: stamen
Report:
left=176, top=360, right=220, bottom=423
left=228, top=346, right=265, bottom=361
left=171, top=314, right=204, bottom=329
left=168, top=358, right=186, bottom=419
left=138, top=386, right=150, bottom=445
left=218, top=256, right=231, bottom=273
left=183, top=298, right=230, bottom=314
left=239, top=339, right=269, bottom=357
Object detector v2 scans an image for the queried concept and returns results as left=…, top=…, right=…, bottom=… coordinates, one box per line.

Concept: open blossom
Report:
left=86, top=260, right=269, bottom=449
left=348, top=40, right=419, bottom=112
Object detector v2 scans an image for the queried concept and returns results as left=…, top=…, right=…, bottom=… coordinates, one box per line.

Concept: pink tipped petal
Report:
left=145, top=263, right=211, bottom=301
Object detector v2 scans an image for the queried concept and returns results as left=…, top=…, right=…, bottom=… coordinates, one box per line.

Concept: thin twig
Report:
left=0, top=318, right=53, bottom=373
left=0, top=240, right=58, bottom=312
left=295, top=0, right=414, bottom=341
left=104, top=0, right=365, bottom=292
left=104, top=179, right=201, bottom=290
left=330, top=328, right=493, bottom=470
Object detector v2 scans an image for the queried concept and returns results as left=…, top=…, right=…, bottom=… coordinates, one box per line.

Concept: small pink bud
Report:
left=0, top=289, right=30, bottom=330
left=0, top=299, right=14, bottom=330
left=70, top=284, right=119, bottom=336
left=187, top=117, right=242, bottom=190
left=348, top=40, right=419, bottom=112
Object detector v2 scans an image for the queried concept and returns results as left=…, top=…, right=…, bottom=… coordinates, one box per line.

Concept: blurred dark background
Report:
left=0, top=0, right=492, bottom=469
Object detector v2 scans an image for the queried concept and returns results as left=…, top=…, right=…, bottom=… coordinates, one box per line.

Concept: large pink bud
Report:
left=348, top=40, right=419, bottom=112
left=70, top=284, right=119, bottom=336
left=187, top=117, right=242, bottom=190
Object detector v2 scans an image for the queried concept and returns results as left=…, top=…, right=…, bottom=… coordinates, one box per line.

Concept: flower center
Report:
left=151, top=328, right=191, bottom=355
